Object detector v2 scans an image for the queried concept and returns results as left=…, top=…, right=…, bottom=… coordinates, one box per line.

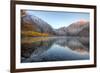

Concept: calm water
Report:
left=21, top=37, right=89, bottom=63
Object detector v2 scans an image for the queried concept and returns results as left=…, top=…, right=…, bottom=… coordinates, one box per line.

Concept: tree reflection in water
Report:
left=21, top=37, right=89, bottom=63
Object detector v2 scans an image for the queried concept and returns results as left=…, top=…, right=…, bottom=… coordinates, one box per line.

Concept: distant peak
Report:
left=77, top=19, right=88, bottom=23
left=71, top=19, right=89, bottom=26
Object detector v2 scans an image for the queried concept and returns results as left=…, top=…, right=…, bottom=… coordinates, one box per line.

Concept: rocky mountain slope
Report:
left=56, top=20, right=89, bottom=36
left=21, top=10, right=89, bottom=37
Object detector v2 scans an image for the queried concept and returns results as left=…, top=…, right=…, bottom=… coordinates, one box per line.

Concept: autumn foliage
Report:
left=21, top=31, right=49, bottom=37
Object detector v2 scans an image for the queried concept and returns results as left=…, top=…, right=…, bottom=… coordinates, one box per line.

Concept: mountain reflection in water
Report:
left=21, top=37, right=89, bottom=63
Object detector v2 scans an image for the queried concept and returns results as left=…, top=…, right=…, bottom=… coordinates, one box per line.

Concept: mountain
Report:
left=66, top=20, right=89, bottom=36
left=54, top=27, right=67, bottom=36
left=21, top=10, right=55, bottom=37
left=78, top=23, right=89, bottom=36
left=56, top=20, right=89, bottom=36
left=21, top=10, right=89, bottom=37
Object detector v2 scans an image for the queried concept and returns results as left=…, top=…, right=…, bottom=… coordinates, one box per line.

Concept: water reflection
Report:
left=21, top=37, right=89, bottom=63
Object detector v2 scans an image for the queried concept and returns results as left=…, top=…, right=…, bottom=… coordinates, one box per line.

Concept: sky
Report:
left=25, top=10, right=90, bottom=29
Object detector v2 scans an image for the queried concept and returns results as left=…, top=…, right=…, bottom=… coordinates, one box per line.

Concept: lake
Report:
left=21, top=37, right=89, bottom=63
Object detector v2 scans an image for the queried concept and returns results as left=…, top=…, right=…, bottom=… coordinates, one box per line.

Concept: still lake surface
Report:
left=21, top=37, right=89, bottom=63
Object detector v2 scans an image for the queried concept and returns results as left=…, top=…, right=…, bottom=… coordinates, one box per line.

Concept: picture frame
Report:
left=11, top=1, right=97, bottom=73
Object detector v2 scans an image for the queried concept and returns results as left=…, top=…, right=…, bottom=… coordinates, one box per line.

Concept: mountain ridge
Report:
left=21, top=10, right=89, bottom=37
